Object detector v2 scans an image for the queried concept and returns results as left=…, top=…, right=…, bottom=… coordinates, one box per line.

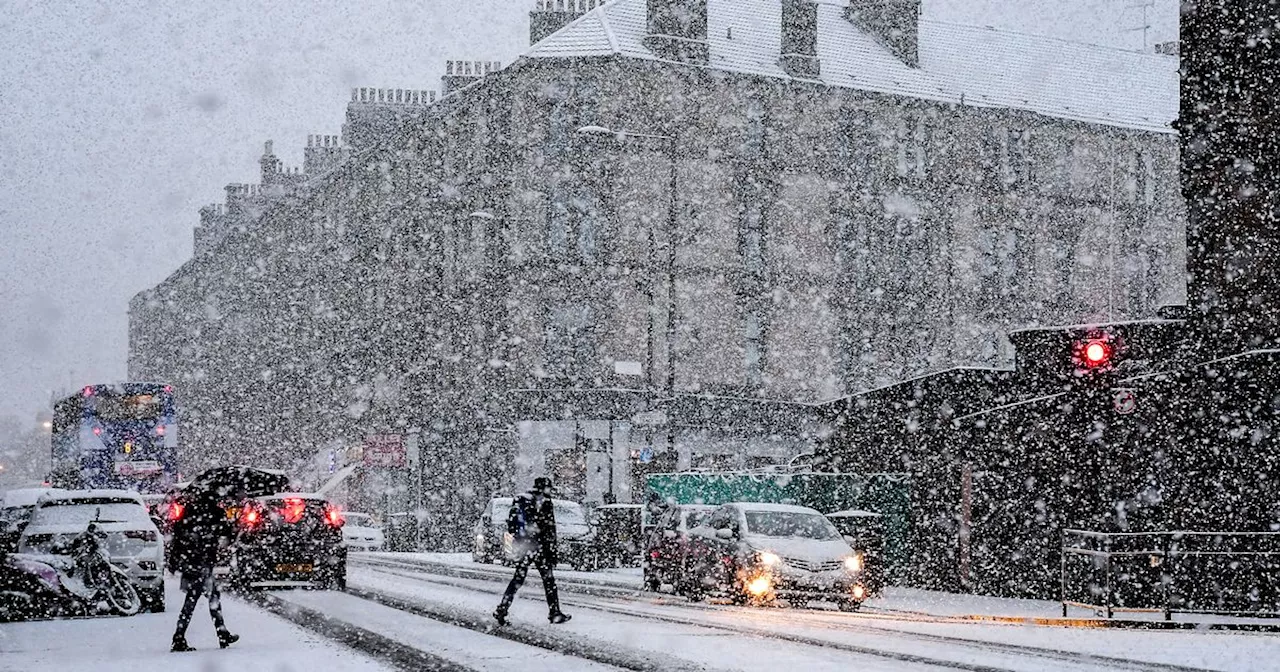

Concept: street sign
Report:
left=362, top=434, right=406, bottom=468
left=1113, top=389, right=1137, bottom=415
left=638, top=447, right=654, bottom=464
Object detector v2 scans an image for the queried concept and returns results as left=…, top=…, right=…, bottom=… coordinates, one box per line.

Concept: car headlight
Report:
left=746, top=575, right=772, bottom=596
left=844, top=553, right=864, bottom=571
left=757, top=551, right=781, bottom=567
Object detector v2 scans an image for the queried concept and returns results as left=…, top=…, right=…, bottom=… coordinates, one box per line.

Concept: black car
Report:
left=591, top=504, right=645, bottom=568
left=229, top=493, right=346, bottom=590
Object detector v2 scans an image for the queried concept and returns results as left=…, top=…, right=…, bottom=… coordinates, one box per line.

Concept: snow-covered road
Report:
left=340, top=553, right=1280, bottom=672
left=4, top=555, right=1279, bottom=672
left=0, top=578, right=390, bottom=672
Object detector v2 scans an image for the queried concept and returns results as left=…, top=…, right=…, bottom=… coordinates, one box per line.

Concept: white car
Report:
left=685, top=502, right=867, bottom=610
left=341, top=512, right=385, bottom=552
left=18, top=489, right=165, bottom=612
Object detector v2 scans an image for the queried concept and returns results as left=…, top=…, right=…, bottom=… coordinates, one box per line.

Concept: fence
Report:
left=1061, top=529, right=1280, bottom=619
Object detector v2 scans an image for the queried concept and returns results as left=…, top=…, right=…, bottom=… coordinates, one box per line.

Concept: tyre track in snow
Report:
left=241, top=589, right=478, bottom=672
left=354, top=555, right=1219, bottom=672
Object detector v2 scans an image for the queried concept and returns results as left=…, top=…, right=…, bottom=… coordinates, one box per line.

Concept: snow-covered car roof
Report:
left=726, top=502, right=825, bottom=515
left=1, top=488, right=64, bottom=508
left=36, top=489, right=144, bottom=506
left=253, top=492, right=327, bottom=501
left=826, top=510, right=883, bottom=519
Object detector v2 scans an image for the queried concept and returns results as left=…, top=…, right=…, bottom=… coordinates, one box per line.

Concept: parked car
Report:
left=683, top=503, right=866, bottom=611
left=341, top=512, right=385, bottom=552
left=591, top=504, right=645, bottom=568
left=472, top=497, right=596, bottom=570
left=642, top=503, right=715, bottom=592
left=825, top=509, right=885, bottom=597
left=228, top=493, right=346, bottom=590
left=17, top=489, right=165, bottom=612
left=0, top=488, right=60, bottom=553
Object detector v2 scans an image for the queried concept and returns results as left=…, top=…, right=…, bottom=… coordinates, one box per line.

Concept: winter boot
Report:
left=548, top=612, right=571, bottom=624
left=217, top=631, right=240, bottom=649
left=171, top=637, right=196, bottom=653
left=493, top=609, right=509, bottom=626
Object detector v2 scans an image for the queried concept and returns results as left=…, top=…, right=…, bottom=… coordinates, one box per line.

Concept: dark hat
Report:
left=532, top=477, right=553, bottom=492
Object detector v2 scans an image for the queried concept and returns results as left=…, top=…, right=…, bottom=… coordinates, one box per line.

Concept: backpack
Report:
left=507, top=495, right=542, bottom=541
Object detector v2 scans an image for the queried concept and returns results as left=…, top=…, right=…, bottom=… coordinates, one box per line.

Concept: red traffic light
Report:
left=1084, top=340, right=1110, bottom=366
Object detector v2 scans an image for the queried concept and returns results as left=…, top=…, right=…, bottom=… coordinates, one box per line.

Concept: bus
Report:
left=49, top=383, right=179, bottom=494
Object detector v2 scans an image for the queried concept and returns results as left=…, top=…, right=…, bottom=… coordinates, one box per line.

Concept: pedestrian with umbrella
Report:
left=168, top=484, right=238, bottom=652
left=168, top=465, right=286, bottom=651
left=493, top=477, right=571, bottom=625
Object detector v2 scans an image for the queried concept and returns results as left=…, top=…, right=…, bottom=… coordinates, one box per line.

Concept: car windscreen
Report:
left=33, top=500, right=150, bottom=526
left=743, top=511, right=841, bottom=540
left=555, top=504, right=587, bottom=526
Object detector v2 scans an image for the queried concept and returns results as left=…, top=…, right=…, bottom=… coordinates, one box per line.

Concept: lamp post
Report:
left=575, top=125, right=678, bottom=396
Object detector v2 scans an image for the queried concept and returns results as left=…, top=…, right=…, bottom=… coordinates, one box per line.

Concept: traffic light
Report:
left=1081, top=339, right=1112, bottom=368
left=1072, top=333, right=1119, bottom=376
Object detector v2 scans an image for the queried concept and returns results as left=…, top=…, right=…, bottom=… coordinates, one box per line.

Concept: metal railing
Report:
left=1061, top=529, right=1280, bottom=619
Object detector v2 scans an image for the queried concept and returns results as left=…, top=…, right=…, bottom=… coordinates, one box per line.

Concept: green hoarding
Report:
left=645, top=471, right=913, bottom=580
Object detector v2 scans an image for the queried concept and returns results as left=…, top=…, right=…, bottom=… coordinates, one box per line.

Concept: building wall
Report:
left=129, top=53, right=1183, bottom=546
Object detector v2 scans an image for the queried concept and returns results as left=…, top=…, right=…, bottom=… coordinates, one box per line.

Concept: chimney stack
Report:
left=530, top=0, right=605, bottom=45
left=441, top=60, right=501, bottom=96
left=845, top=0, right=921, bottom=67
left=781, top=0, right=820, bottom=78
left=643, top=0, right=709, bottom=64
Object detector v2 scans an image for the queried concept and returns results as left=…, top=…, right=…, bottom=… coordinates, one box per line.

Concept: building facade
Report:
left=129, top=0, right=1181, bottom=548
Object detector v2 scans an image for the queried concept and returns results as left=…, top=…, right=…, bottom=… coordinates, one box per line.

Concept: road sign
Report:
left=362, top=434, right=406, bottom=468
left=637, top=447, right=654, bottom=464
left=1113, top=389, right=1137, bottom=415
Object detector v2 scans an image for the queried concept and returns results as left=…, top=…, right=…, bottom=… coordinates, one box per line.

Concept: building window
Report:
left=1002, top=128, right=1032, bottom=188
left=838, top=109, right=875, bottom=177
left=1137, top=151, right=1156, bottom=207
left=546, top=304, right=595, bottom=378
left=745, top=310, right=764, bottom=387
left=741, top=201, right=765, bottom=273
left=744, top=99, right=766, bottom=158
left=895, top=115, right=927, bottom=180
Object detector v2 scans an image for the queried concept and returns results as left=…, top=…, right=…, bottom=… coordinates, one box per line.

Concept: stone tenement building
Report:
left=129, top=0, right=1180, bottom=547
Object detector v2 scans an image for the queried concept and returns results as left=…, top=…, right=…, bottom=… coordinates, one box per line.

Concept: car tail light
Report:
left=168, top=502, right=184, bottom=522
left=325, top=505, right=343, bottom=527
left=240, top=505, right=262, bottom=529
left=124, top=530, right=158, bottom=543
left=280, top=498, right=307, bottom=524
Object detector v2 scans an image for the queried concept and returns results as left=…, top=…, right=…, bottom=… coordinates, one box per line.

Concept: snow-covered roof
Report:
left=256, top=492, right=327, bottom=501
left=728, top=502, right=824, bottom=514
left=826, top=509, right=883, bottom=518
left=37, top=489, right=144, bottom=505
left=524, top=0, right=1177, bottom=134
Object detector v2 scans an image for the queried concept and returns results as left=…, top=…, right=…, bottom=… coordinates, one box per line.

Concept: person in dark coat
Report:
left=493, top=477, right=571, bottom=625
left=169, top=493, right=238, bottom=652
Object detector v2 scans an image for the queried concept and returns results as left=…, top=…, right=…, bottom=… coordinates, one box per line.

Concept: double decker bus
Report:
left=50, top=383, right=179, bottom=494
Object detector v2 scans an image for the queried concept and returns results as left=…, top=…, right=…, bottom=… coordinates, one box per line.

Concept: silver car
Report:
left=18, top=489, right=165, bottom=612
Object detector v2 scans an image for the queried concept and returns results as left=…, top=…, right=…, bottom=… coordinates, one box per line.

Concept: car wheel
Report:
left=838, top=599, right=862, bottom=613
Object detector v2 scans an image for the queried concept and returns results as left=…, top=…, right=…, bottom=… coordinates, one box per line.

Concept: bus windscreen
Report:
left=93, top=394, right=164, bottom=420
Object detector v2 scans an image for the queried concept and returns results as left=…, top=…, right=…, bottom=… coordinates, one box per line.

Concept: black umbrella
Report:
left=185, top=465, right=292, bottom=503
